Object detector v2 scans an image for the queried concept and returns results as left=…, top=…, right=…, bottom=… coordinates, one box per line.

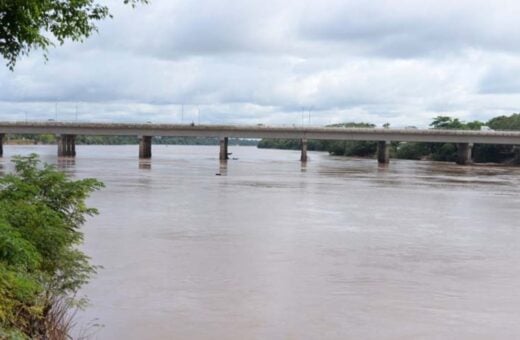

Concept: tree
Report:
left=0, top=154, right=103, bottom=338
left=487, top=113, right=520, bottom=131
left=257, top=122, right=380, bottom=157
left=430, top=116, right=465, bottom=129
left=0, top=0, right=147, bottom=70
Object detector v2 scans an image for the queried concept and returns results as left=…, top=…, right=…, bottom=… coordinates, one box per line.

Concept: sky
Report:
left=1, top=0, right=520, bottom=127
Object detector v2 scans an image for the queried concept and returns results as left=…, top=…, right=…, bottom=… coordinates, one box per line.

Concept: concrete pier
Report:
left=57, top=134, right=76, bottom=157
left=377, top=141, right=390, bottom=164
left=456, top=143, right=473, bottom=165
left=219, top=137, right=229, bottom=160
left=0, top=134, right=4, bottom=157
left=139, top=136, right=152, bottom=159
left=514, top=146, right=520, bottom=164
left=300, top=139, right=308, bottom=162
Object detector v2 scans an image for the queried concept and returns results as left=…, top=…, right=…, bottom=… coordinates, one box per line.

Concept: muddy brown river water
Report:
left=2, top=145, right=520, bottom=339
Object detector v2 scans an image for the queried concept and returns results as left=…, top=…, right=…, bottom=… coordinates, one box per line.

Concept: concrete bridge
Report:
left=1, top=121, right=520, bottom=165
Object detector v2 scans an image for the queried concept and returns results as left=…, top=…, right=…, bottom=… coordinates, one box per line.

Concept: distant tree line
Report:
left=258, top=122, right=381, bottom=157
left=258, top=114, right=520, bottom=164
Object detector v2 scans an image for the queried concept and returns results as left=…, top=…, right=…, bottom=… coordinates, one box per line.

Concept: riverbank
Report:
left=258, top=140, right=520, bottom=165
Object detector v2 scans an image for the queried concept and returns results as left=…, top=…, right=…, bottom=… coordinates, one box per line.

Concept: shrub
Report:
left=0, top=154, right=103, bottom=339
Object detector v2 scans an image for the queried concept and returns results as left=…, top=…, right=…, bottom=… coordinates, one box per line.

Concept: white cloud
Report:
left=1, top=0, right=520, bottom=127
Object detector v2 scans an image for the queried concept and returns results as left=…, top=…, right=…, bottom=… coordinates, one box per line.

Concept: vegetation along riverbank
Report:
left=258, top=114, right=520, bottom=164
left=0, top=155, right=103, bottom=339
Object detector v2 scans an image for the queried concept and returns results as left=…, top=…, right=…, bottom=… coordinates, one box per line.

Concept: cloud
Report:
left=298, top=0, right=520, bottom=58
left=478, top=55, right=520, bottom=94
left=1, top=0, right=520, bottom=127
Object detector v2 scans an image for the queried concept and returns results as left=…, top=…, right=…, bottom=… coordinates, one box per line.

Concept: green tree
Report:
left=257, top=122, right=379, bottom=157
left=466, top=120, right=484, bottom=130
left=487, top=113, right=520, bottom=131
left=422, top=116, right=485, bottom=162
left=0, top=154, right=103, bottom=338
left=396, top=142, right=431, bottom=160
left=0, top=0, right=147, bottom=69
left=472, top=113, right=520, bottom=164
left=430, top=116, right=465, bottom=129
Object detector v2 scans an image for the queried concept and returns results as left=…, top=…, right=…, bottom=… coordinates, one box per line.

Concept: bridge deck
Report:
left=1, top=122, right=520, bottom=145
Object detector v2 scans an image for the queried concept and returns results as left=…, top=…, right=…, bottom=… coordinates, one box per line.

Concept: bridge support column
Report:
left=57, top=135, right=76, bottom=157
left=377, top=141, right=390, bottom=164
left=0, top=134, right=4, bottom=157
left=219, top=137, right=229, bottom=160
left=513, top=146, right=520, bottom=164
left=456, top=143, right=473, bottom=165
left=300, top=139, right=308, bottom=162
left=139, top=136, right=152, bottom=159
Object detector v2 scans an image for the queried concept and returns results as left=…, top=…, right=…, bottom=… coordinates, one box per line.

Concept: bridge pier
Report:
left=139, top=136, right=152, bottom=159
left=456, top=143, right=473, bottom=165
left=219, top=137, right=229, bottom=160
left=514, top=146, right=520, bottom=164
left=377, top=141, right=390, bottom=164
left=57, top=134, right=76, bottom=157
left=0, top=134, right=4, bottom=157
left=300, top=139, right=308, bottom=162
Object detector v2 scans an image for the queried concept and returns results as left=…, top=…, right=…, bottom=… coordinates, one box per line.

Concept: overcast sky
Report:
left=1, top=0, right=520, bottom=127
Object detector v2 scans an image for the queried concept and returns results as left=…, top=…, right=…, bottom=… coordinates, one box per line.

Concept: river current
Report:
left=2, top=145, right=520, bottom=339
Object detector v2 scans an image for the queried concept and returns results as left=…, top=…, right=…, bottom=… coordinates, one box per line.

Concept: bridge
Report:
left=1, top=121, right=520, bottom=165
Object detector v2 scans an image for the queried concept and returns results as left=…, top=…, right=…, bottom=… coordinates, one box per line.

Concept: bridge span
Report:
left=1, top=122, right=520, bottom=165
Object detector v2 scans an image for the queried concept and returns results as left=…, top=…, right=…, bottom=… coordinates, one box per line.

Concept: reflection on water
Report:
left=138, top=160, right=151, bottom=170
left=217, top=160, right=228, bottom=176
left=1, top=145, right=520, bottom=340
left=57, top=157, right=76, bottom=170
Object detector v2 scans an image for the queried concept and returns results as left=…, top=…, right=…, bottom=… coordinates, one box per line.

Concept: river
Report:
left=2, top=145, right=520, bottom=339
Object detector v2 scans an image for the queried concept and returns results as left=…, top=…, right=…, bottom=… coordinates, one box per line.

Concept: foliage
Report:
left=395, top=115, right=520, bottom=163
left=487, top=113, right=520, bottom=131
left=472, top=113, right=520, bottom=164
left=395, top=142, right=431, bottom=160
left=406, top=116, right=482, bottom=161
left=321, top=123, right=377, bottom=156
left=430, top=116, right=483, bottom=130
left=258, top=139, right=302, bottom=150
left=0, top=0, right=147, bottom=69
left=472, top=144, right=514, bottom=163
left=0, top=154, right=103, bottom=338
left=7, top=134, right=56, bottom=145
left=430, top=143, right=457, bottom=162
left=257, top=122, right=378, bottom=157
left=258, top=116, right=520, bottom=164
left=430, top=116, right=466, bottom=129
left=77, top=135, right=138, bottom=145
left=324, top=140, right=377, bottom=157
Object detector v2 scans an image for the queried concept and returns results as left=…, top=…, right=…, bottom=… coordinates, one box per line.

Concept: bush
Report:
left=396, top=142, right=430, bottom=160
left=0, top=154, right=103, bottom=339
left=431, top=143, right=457, bottom=162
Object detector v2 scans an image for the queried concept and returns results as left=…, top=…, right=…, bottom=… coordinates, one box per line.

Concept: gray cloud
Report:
left=298, top=0, right=520, bottom=58
left=1, top=0, right=520, bottom=127
left=479, top=58, right=520, bottom=94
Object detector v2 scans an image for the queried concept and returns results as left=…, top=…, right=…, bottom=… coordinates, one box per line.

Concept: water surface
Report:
left=2, top=145, right=520, bottom=339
